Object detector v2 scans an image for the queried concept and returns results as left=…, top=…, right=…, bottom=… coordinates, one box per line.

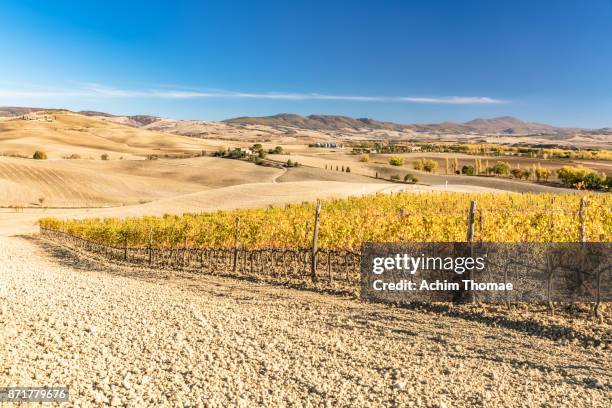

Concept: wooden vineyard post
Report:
left=148, top=228, right=153, bottom=266
left=233, top=217, right=240, bottom=273
left=579, top=195, right=587, bottom=248
left=467, top=201, right=476, bottom=242
left=577, top=195, right=599, bottom=319
left=344, top=254, right=349, bottom=283
left=123, top=233, right=127, bottom=261
left=594, top=269, right=603, bottom=323
left=311, top=200, right=321, bottom=284
left=478, top=209, right=483, bottom=243
left=183, top=236, right=188, bottom=266
left=327, top=251, right=332, bottom=283
left=467, top=201, right=477, bottom=303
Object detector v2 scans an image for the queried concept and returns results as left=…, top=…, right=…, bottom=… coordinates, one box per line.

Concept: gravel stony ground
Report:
left=1, top=236, right=610, bottom=407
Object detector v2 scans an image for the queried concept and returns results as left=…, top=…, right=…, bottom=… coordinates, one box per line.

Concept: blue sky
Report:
left=1, top=0, right=611, bottom=127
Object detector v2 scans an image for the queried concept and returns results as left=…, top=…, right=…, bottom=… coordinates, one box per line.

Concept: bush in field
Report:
left=521, top=169, right=532, bottom=180
left=404, top=173, right=418, bottom=183
left=360, top=154, right=370, bottom=162
left=228, top=148, right=244, bottom=159
left=389, top=156, right=404, bottom=166
left=33, top=150, right=47, bottom=160
left=583, top=172, right=607, bottom=190
left=491, top=161, right=510, bottom=176
left=461, top=165, right=475, bottom=176
left=510, top=168, right=531, bottom=180
left=345, top=166, right=351, bottom=173
left=557, top=166, right=589, bottom=186
left=414, top=159, right=438, bottom=173
left=101, top=153, right=109, bottom=160
left=269, top=146, right=283, bottom=154
left=557, top=165, right=607, bottom=190
left=534, top=166, right=551, bottom=182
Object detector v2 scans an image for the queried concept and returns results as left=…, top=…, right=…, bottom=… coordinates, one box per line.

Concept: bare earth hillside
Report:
left=0, top=157, right=282, bottom=207
left=0, top=112, right=234, bottom=159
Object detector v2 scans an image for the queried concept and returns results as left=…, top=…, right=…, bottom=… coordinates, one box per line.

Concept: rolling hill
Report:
left=0, top=156, right=281, bottom=207
left=0, top=106, right=48, bottom=117
left=0, top=111, right=235, bottom=159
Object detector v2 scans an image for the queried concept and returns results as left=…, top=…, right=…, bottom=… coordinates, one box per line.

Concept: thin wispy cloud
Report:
left=0, top=83, right=506, bottom=105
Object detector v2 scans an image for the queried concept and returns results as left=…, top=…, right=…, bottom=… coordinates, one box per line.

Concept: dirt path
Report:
left=1, top=236, right=609, bottom=407
left=271, top=166, right=287, bottom=183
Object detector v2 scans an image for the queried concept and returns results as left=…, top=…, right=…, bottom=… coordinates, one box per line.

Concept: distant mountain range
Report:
left=224, top=113, right=587, bottom=135
left=2, top=107, right=610, bottom=136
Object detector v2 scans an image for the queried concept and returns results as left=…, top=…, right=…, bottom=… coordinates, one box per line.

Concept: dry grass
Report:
left=0, top=156, right=281, bottom=207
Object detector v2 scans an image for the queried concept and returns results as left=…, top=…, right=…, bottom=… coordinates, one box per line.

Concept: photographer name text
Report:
left=371, top=279, right=513, bottom=291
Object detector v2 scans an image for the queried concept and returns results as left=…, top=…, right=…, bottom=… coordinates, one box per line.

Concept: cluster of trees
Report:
left=451, top=159, right=608, bottom=190
left=214, top=145, right=284, bottom=160
left=389, top=173, right=418, bottom=183
left=556, top=165, right=610, bottom=190
left=250, top=144, right=267, bottom=159
left=286, top=159, right=300, bottom=168
left=414, top=158, right=438, bottom=173
left=457, top=160, right=553, bottom=182
left=418, top=143, right=612, bottom=161
left=268, top=146, right=283, bottom=155
left=213, top=148, right=246, bottom=159
left=510, top=168, right=531, bottom=180
left=325, top=164, right=351, bottom=172
left=534, top=166, right=552, bottom=182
